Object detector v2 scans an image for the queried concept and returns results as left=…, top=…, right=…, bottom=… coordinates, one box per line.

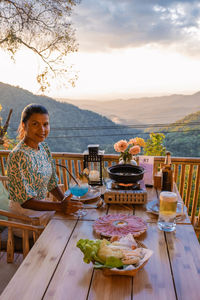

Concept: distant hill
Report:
left=2, top=82, right=199, bottom=157
left=152, top=111, right=200, bottom=157
left=58, top=92, right=200, bottom=125
left=0, top=82, right=137, bottom=153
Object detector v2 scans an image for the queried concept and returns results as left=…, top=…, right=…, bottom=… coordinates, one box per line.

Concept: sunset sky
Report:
left=1, top=0, right=200, bottom=100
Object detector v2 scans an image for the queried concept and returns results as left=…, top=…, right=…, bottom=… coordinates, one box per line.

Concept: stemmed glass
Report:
left=68, top=177, right=89, bottom=217
left=57, top=163, right=89, bottom=218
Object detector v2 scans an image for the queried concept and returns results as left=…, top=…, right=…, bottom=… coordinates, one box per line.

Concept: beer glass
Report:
left=158, top=191, right=178, bottom=232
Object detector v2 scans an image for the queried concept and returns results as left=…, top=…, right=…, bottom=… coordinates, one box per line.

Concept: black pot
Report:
left=107, top=164, right=145, bottom=183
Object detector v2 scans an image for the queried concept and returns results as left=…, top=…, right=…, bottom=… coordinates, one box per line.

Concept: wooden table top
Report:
left=1, top=187, right=200, bottom=300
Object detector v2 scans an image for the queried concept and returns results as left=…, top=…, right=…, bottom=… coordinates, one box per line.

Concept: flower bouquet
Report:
left=114, top=138, right=145, bottom=164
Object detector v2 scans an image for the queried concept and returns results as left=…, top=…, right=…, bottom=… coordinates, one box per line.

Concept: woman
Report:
left=7, top=103, right=82, bottom=218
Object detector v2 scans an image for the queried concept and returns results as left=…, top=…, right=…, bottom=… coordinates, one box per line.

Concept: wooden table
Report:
left=1, top=187, right=200, bottom=300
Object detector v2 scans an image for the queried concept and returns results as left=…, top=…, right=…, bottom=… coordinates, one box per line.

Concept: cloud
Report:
left=72, top=0, right=200, bottom=55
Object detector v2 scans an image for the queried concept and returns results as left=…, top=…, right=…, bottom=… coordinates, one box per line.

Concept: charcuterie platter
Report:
left=93, top=214, right=147, bottom=238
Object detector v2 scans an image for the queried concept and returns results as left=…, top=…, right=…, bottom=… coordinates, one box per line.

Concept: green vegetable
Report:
left=92, top=256, right=123, bottom=269
left=77, top=238, right=124, bottom=269
left=105, top=256, right=123, bottom=268
left=76, top=238, right=104, bottom=264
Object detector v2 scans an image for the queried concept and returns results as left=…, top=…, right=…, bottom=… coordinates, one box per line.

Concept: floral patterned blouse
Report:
left=7, top=141, right=58, bottom=204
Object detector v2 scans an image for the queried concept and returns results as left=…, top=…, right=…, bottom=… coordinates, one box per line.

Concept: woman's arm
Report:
left=49, top=185, right=65, bottom=201
left=22, top=197, right=63, bottom=211
left=21, top=189, right=83, bottom=214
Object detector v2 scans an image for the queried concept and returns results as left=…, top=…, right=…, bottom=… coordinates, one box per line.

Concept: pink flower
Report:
left=114, top=140, right=128, bottom=153
left=114, top=142, right=120, bottom=152
left=128, top=138, right=137, bottom=145
left=129, top=145, right=141, bottom=155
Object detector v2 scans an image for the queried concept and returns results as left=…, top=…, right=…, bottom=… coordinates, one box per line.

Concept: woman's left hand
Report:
left=61, top=197, right=83, bottom=215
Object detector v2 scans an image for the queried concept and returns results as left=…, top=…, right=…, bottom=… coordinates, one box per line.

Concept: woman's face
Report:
left=23, top=113, right=50, bottom=147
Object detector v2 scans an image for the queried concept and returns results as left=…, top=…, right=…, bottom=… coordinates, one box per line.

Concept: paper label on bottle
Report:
left=139, top=156, right=154, bottom=186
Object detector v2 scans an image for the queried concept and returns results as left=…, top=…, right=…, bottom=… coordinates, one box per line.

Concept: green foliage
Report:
left=0, top=133, right=17, bottom=150
left=144, top=133, right=166, bottom=156
left=161, top=110, right=200, bottom=157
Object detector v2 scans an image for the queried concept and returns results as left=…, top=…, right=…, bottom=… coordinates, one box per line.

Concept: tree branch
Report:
left=16, top=36, right=54, bottom=71
left=0, top=0, right=80, bottom=91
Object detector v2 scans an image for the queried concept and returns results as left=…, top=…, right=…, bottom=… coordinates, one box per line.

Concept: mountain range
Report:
left=0, top=82, right=135, bottom=153
left=59, top=92, right=200, bottom=125
left=1, top=82, right=200, bottom=157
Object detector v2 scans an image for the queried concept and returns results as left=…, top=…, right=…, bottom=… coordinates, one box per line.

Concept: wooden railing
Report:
left=1, top=150, right=200, bottom=236
left=154, top=156, right=200, bottom=231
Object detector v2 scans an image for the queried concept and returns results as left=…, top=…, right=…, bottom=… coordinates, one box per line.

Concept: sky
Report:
left=1, top=0, right=200, bottom=100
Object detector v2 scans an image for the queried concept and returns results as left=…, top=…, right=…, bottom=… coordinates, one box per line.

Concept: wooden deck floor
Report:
left=0, top=252, right=23, bottom=295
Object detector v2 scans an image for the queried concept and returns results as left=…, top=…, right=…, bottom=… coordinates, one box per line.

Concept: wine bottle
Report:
left=162, top=151, right=173, bottom=191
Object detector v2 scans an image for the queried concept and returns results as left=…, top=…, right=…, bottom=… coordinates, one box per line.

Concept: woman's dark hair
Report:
left=18, top=104, right=49, bottom=140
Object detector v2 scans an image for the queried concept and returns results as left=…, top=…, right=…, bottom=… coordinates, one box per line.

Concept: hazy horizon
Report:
left=55, top=89, right=200, bottom=102
left=1, top=1, right=200, bottom=100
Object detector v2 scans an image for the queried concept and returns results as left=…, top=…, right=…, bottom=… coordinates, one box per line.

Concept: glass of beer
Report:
left=158, top=191, right=178, bottom=232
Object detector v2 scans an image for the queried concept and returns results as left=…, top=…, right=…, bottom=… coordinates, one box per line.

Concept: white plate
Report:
left=70, top=189, right=101, bottom=202
left=146, top=200, right=187, bottom=216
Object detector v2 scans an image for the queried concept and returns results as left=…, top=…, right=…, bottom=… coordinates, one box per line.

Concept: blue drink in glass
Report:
left=69, top=184, right=89, bottom=197
left=68, top=179, right=89, bottom=217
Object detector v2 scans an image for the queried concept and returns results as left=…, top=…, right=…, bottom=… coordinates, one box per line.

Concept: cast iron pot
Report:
left=107, top=164, right=145, bottom=183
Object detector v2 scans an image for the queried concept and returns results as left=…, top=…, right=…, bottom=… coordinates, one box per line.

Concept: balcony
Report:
left=0, top=150, right=200, bottom=237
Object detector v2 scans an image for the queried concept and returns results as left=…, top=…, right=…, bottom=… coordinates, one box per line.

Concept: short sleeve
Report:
left=42, top=143, right=58, bottom=192
left=7, top=151, right=37, bottom=204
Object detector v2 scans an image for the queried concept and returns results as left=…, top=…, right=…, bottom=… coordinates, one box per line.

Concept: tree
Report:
left=0, top=0, right=80, bottom=92
left=144, top=133, right=166, bottom=156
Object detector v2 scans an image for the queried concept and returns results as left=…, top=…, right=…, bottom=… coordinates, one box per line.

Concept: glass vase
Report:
left=119, top=157, right=137, bottom=165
